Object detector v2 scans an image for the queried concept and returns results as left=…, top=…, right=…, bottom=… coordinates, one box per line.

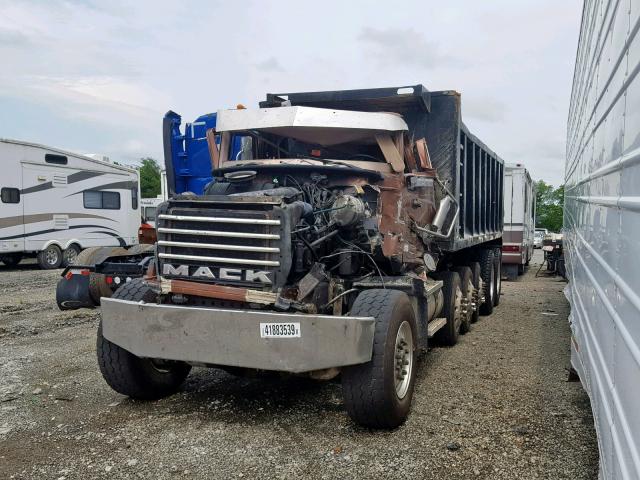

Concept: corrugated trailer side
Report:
left=565, top=1, right=640, bottom=478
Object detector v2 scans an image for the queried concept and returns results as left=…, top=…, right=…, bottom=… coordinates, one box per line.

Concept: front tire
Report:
left=37, top=244, right=62, bottom=269
left=97, top=278, right=191, bottom=400
left=341, top=289, right=418, bottom=429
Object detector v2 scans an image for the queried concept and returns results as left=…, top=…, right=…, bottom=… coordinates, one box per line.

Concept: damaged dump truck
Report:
left=96, top=86, right=504, bottom=428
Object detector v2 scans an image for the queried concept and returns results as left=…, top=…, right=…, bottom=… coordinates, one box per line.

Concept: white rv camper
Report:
left=501, top=164, right=535, bottom=280
left=0, top=139, right=140, bottom=269
left=566, top=1, right=640, bottom=478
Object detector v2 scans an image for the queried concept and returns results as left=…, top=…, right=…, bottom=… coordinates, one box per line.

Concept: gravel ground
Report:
left=0, top=251, right=598, bottom=479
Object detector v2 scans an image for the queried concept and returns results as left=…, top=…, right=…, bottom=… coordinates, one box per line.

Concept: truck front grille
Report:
left=157, top=199, right=288, bottom=288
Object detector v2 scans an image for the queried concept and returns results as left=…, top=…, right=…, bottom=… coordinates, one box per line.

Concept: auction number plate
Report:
left=260, top=322, right=301, bottom=338
left=542, top=245, right=554, bottom=251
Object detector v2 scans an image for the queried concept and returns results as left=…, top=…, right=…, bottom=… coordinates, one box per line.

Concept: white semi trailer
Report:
left=501, top=164, right=535, bottom=280
left=0, top=139, right=140, bottom=269
left=566, top=1, right=640, bottom=478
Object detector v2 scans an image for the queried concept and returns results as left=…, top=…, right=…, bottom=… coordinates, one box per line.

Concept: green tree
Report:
left=535, top=180, right=564, bottom=232
left=139, top=157, right=161, bottom=198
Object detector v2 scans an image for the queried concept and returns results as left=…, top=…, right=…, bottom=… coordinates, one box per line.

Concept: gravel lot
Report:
left=0, top=251, right=598, bottom=479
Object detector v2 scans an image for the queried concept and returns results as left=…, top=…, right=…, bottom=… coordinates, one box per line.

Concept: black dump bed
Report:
left=260, top=85, right=504, bottom=252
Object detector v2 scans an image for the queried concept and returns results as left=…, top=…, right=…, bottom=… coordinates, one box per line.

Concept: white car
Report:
left=534, top=229, right=547, bottom=248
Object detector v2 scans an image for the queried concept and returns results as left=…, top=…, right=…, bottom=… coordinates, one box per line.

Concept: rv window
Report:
left=83, top=190, right=121, bottom=210
left=131, top=187, right=138, bottom=209
left=103, top=192, right=120, bottom=209
left=45, top=154, right=68, bottom=165
left=1, top=187, right=20, bottom=204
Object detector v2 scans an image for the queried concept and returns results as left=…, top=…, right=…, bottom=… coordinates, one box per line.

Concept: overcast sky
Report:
left=0, top=0, right=582, bottom=186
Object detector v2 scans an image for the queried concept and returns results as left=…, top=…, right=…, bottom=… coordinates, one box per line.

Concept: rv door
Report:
left=21, top=163, right=70, bottom=252
left=0, top=169, right=24, bottom=254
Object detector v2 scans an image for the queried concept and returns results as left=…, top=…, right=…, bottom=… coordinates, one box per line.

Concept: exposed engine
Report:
left=156, top=166, right=432, bottom=315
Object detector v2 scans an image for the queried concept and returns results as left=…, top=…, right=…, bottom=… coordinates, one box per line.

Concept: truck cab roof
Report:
left=216, top=106, right=408, bottom=147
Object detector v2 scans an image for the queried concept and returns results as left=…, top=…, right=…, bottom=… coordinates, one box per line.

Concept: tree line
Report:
left=535, top=180, right=564, bottom=232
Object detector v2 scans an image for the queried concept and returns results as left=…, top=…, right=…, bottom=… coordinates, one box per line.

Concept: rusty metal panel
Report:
left=565, top=0, right=640, bottom=478
left=263, top=86, right=505, bottom=252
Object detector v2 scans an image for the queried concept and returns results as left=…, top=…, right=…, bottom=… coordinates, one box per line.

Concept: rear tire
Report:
left=97, top=278, right=191, bottom=400
left=452, top=266, right=473, bottom=334
left=430, top=271, right=462, bottom=346
left=341, top=289, right=418, bottom=429
left=37, top=244, right=62, bottom=269
left=478, top=250, right=495, bottom=315
left=468, top=262, right=481, bottom=323
left=493, top=249, right=502, bottom=307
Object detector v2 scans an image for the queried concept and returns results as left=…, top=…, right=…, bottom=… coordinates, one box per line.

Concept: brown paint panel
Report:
left=170, top=279, right=249, bottom=303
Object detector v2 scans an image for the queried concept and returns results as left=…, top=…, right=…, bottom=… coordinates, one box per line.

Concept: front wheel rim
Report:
left=394, top=321, right=413, bottom=399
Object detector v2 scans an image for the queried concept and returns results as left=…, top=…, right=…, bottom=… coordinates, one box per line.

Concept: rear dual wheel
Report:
left=452, top=266, right=473, bottom=334
left=493, top=248, right=502, bottom=307
left=468, top=262, right=482, bottom=323
left=430, top=271, right=463, bottom=346
left=478, top=250, right=495, bottom=315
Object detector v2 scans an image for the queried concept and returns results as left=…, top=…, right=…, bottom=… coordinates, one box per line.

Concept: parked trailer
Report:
left=501, top=163, right=535, bottom=280
left=565, top=1, right=640, bottom=478
left=0, top=139, right=140, bottom=269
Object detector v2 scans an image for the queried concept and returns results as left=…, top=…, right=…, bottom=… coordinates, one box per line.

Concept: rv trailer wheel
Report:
left=37, top=244, right=63, bottom=269
left=62, top=244, right=80, bottom=267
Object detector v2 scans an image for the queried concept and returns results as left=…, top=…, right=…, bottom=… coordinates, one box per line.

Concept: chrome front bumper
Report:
left=100, top=298, right=376, bottom=373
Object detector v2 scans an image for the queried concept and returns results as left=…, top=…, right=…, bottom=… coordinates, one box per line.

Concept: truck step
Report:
left=427, top=317, right=447, bottom=337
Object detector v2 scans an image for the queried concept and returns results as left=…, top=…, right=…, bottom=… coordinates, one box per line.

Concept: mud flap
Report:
left=56, top=274, right=97, bottom=310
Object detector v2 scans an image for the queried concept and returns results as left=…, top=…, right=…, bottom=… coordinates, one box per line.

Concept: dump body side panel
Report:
left=565, top=1, right=640, bottom=478
left=262, top=86, right=504, bottom=253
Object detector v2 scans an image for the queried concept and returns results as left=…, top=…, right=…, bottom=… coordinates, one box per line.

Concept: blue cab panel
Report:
left=162, top=111, right=242, bottom=195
